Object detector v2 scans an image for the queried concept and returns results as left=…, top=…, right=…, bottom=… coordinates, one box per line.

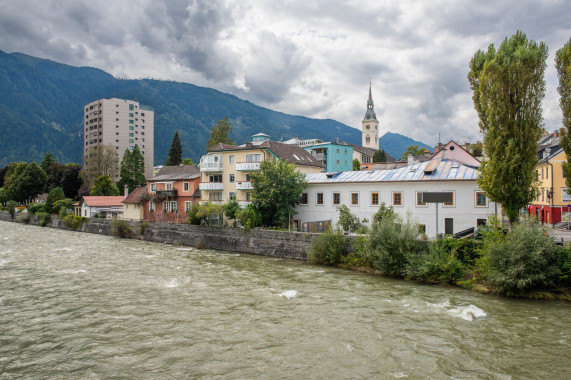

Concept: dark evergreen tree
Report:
left=166, top=131, right=183, bottom=166
left=40, top=153, right=56, bottom=171
left=373, top=149, right=387, bottom=162
left=61, top=163, right=83, bottom=199
left=118, top=145, right=146, bottom=194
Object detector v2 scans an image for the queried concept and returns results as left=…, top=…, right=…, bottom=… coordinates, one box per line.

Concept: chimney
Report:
left=554, top=130, right=560, bottom=138
left=407, top=153, right=414, bottom=166
left=544, top=147, right=551, bottom=159
left=442, top=148, right=447, bottom=160
left=124, top=185, right=129, bottom=199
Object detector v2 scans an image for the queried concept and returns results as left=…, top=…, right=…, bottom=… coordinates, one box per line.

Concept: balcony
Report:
left=236, top=162, right=261, bottom=171
left=155, top=189, right=178, bottom=198
left=199, top=200, right=224, bottom=205
left=235, top=181, right=253, bottom=191
left=200, top=162, right=224, bottom=172
left=312, top=153, right=327, bottom=161
left=199, top=182, right=224, bottom=191
left=238, top=201, right=252, bottom=207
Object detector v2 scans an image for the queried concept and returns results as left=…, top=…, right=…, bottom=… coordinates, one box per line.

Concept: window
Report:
left=209, top=174, right=222, bottom=182
left=475, top=191, right=487, bottom=207
left=332, top=192, right=340, bottom=205
left=301, top=193, right=308, bottom=205
left=209, top=192, right=222, bottom=201
left=129, top=104, right=134, bottom=110
left=129, top=126, right=134, bottom=130
left=316, top=193, right=324, bottom=205
left=185, top=201, right=192, bottom=212
left=336, top=149, right=340, bottom=153
left=163, top=201, right=169, bottom=212
left=229, top=174, right=235, bottom=183
left=246, top=154, right=261, bottom=162
left=336, top=160, right=340, bottom=165
left=245, top=174, right=251, bottom=181
left=351, top=192, right=359, bottom=206
left=371, top=192, right=379, bottom=206
left=150, top=183, right=156, bottom=192
left=149, top=201, right=155, bottom=211
left=183, top=182, right=189, bottom=192
left=546, top=166, right=549, bottom=179
left=542, top=188, right=545, bottom=201
left=416, top=192, right=426, bottom=206
left=129, top=113, right=134, bottom=117
left=129, top=133, right=134, bottom=137
left=166, top=183, right=173, bottom=190
left=170, top=201, right=177, bottom=212
left=129, top=120, right=134, bottom=124
left=141, top=112, right=145, bottom=116
left=477, top=219, right=487, bottom=226
left=562, top=188, right=571, bottom=202
left=245, top=192, right=252, bottom=201
left=541, top=168, right=544, bottom=179
left=392, top=192, right=402, bottom=206
left=418, top=224, right=426, bottom=234
left=129, top=139, right=134, bottom=143
left=229, top=192, right=236, bottom=200
left=229, top=155, right=235, bottom=165
left=444, top=191, right=455, bottom=207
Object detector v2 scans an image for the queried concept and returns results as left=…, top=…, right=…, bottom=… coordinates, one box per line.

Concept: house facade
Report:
left=293, top=159, right=498, bottom=238
left=145, top=165, right=201, bottom=223
left=199, top=134, right=323, bottom=207
left=303, top=142, right=354, bottom=172
left=81, top=196, right=125, bottom=218
left=529, top=131, right=568, bottom=225
left=122, top=187, right=147, bottom=221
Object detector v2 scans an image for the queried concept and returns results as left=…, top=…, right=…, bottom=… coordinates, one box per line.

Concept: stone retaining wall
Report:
left=0, top=211, right=316, bottom=260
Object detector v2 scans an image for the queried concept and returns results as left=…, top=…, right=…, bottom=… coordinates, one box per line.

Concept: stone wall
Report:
left=0, top=211, right=315, bottom=260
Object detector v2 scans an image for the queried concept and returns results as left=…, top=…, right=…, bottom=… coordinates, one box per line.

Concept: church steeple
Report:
left=362, top=82, right=379, bottom=149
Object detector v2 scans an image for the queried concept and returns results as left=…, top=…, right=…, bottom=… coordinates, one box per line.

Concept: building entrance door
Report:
left=444, top=218, right=453, bottom=235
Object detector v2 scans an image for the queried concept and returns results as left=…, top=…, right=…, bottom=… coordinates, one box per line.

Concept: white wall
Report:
left=294, top=181, right=498, bottom=237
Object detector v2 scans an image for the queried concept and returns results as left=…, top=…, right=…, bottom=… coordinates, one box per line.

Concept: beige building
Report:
left=199, top=133, right=323, bottom=207
left=84, top=98, right=154, bottom=179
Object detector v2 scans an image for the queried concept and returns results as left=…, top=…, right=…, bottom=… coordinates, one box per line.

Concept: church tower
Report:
left=362, top=83, right=379, bottom=149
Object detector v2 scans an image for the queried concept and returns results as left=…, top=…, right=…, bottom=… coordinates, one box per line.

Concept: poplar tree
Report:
left=166, top=131, right=183, bottom=166
left=556, top=38, right=571, bottom=189
left=468, top=31, right=548, bottom=225
left=206, top=117, right=234, bottom=150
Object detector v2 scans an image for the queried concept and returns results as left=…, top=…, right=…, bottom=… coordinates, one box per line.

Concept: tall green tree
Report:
left=83, top=144, right=120, bottom=186
left=165, top=131, right=183, bottom=166
left=45, top=187, right=65, bottom=214
left=468, top=30, right=548, bottom=225
left=400, top=145, right=426, bottom=160
left=373, top=149, right=387, bottom=162
left=40, top=153, right=56, bottom=171
left=118, top=145, right=146, bottom=194
left=353, top=159, right=360, bottom=171
left=90, top=175, right=120, bottom=196
left=206, top=117, right=234, bottom=150
left=61, top=163, right=83, bottom=199
left=557, top=38, right=571, bottom=189
left=250, top=159, right=308, bottom=227
left=4, top=162, right=48, bottom=204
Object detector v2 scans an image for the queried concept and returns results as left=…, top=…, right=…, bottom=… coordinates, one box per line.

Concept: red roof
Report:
left=82, top=196, right=125, bottom=207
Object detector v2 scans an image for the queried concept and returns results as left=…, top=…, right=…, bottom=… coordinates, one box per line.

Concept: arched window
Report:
left=366, top=135, right=370, bottom=143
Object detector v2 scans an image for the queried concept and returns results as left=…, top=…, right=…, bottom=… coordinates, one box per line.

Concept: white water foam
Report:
left=279, top=290, right=297, bottom=299
left=447, top=304, right=487, bottom=321
left=54, top=248, right=73, bottom=252
left=165, top=278, right=180, bottom=288
left=176, top=247, right=193, bottom=251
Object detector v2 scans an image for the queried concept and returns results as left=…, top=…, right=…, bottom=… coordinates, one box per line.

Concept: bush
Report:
left=62, top=215, right=87, bottom=230
left=27, top=203, right=47, bottom=214
left=342, top=235, right=370, bottom=267
left=46, top=187, right=65, bottom=214
left=307, top=228, right=346, bottom=265
left=111, top=217, right=134, bottom=238
left=366, top=213, right=427, bottom=276
left=487, top=218, right=561, bottom=294
left=37, top=212, right=51, bottom=227
left=336, top=205, right=361, bottom=233
left=406, top=239, right=466, bottom=283
left=557, top=248, right=571, bottom=287
left=6, top=200, right=19, bottom=220
left=139, top=221, right=147, bottom=235
left=59, top=207, right=68, bottom=219
left=16, top=212, right=31, bottom=224
left=236, top=204, right=262, bottom=232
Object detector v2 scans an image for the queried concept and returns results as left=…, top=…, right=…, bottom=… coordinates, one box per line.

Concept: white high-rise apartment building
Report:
left=84, top=98, right=154, bottom=179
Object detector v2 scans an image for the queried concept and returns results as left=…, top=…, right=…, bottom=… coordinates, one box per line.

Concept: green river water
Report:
left=0, top=221, right=569, bottom=379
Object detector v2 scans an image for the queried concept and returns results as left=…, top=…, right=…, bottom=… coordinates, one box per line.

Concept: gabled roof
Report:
left=122, top=187, right=147, bottom=204
left=149, top=165, right=200, bottom=182
left=345, top=143, right=377, bottom=157
left=82, top=196, right=125, bottom=207
left=305, top=158, right=478, bottom=184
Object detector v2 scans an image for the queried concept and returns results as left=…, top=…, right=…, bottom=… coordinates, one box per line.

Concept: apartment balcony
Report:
left=238, top=201, right=252, bottom=207
left=200, top=162, right=224, bottom=172
left=155, top=189, right=178, bottom=198
left=312, top=153, right=327, bottom=161
left=235, top=181, right=253, bottom=191
left=199, top=200, right=224, bottom=205
left=199, top=182, right=224, bottom=191
left=236, top=162, right=261, bottom=171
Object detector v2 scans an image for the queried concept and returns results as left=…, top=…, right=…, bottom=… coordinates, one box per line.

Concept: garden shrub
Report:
left=62, top=215, right=87, bottom=230
left=59, top=207, right=68, bottom=219
left=7, top=200, right=18, bottom=220
left=342, top=235, right=370, bottom=267
left=366, top=213, right=427, bottom=276
left=411, top=239, right=465, bottom=283
left=111, top=217, right=134, bottom=238
left=557, top=248, right=571, bottom=287
left=307, top=227, right=345, bottom=266
left=16, top=212, right=31, bottom=224
left=487, top=218, right=561, bottom=294
left=139, top=221, right=148, bottom=235
left=37, top=212, right=51, bottom=227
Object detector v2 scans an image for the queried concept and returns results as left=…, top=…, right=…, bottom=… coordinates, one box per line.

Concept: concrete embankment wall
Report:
left=0, top=211, right=317, bottom=260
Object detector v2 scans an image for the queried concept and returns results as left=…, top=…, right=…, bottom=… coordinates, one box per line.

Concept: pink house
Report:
left=432, top=141, right=481, bottom=167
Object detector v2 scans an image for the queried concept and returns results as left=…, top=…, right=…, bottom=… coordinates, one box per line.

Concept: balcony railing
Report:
left=199, top=182, right=224, bottom=191
left=199, top=200, right=224, bottom=205
left=238, top=200, right=252, bottom=207
left=312, top=153, right=327, bottom=161
left=155, top=189, right=178, bottom=198
left=235, top=181, right=253, bottom=191
left=200, top=162, right=224, bottom=172
left=236, top=162, right=261, bottom=171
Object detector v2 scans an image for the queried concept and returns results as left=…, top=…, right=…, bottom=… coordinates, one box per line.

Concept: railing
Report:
left=199, top=200, right=224, bottom=205
left=200, top=162, right=223, bottom=172
left=238, top=200, right=252, bottom=207
left=235, top=181, right=253, bottom=190
left=199, top=182, right=224, bottom=191
left=312, top=153, right=327, bottom=161
left=236, top=162, right=261, bottom=171
left=155, top=189, right=178, bottom=198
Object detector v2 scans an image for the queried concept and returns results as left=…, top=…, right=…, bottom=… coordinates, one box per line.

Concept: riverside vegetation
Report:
left=308, top=204, right=571, bottom=299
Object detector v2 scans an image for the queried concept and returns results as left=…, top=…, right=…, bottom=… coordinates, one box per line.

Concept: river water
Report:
left=0, top=221, right=569, bottom=379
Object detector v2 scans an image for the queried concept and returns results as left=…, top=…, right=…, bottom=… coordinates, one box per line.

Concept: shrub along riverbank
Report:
left=308, top=210, right=571, bottom=300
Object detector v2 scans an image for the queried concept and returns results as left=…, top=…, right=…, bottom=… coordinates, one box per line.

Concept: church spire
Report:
left=363, top=82, right=377, bottom=121
left=361, top=82, right=380, bottom=149
left=367, top=82, right=374, bottom=109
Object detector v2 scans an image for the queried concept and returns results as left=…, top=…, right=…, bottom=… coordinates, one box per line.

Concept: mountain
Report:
left=379, top=132, right=433, bottom=160
left=0, top=50, right=429, bottom=167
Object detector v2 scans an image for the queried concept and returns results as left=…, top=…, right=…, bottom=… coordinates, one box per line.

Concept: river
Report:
left=0, top=221, right=569, bottom=379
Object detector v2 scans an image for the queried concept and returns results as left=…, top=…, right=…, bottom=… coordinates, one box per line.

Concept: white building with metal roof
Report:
left=293, top=158, right=499, bottom=237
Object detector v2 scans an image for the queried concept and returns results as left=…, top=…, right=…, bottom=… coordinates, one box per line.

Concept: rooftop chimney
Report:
left=124, top=185, right=129, bottom=199
left=407, top=153, right=414, bottom=166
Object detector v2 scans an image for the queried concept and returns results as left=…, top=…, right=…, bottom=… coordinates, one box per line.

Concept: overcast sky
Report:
left=1, top=0, right=569, bottom=146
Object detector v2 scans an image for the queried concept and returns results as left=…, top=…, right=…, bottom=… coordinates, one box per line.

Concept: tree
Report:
left=90, top=175, right=120, bottom=196
left=250, top=159, right=307, bottom=227
left=206, top=116, right=234, bottom=150
left=61, top=163, right=83, bottom=199
left=224, top=199, right=241, bottom=221
left=45, top=162, right=65, bottom=192
left=557, top=39, right=571, bottom=189
left=45, top=187, right=65, bottom=214
left=400, top=145, right=427, bottom=160
left=166, top=131, right=183, bottom=166
left=0, top=187, right=9, bottom=206
left=117, top=145, right=146, bottom=195
left=4, top=162, right=48, bottom=204
left=83, top=145, right=120, bottom=186
left=468, top=30, right=547, bottom=225
left=337, top=205, right=361, bottom=233
left=40, top=153, right=57, bottom=171
left=352, top=159, right=361, bottom=171
left=469, top=144, right=483, bottom=157
left=373, top=149, right=387, bottom=163
left=182, top=158, right=195, bottom=166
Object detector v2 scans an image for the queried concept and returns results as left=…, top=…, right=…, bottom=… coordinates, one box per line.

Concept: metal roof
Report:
left=305, top=159, right=479, bottom=183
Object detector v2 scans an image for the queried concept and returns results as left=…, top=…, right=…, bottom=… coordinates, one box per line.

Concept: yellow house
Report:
left=529, top=131, right=569, bottom=225
left=199, top=133, right=323, bottom=207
